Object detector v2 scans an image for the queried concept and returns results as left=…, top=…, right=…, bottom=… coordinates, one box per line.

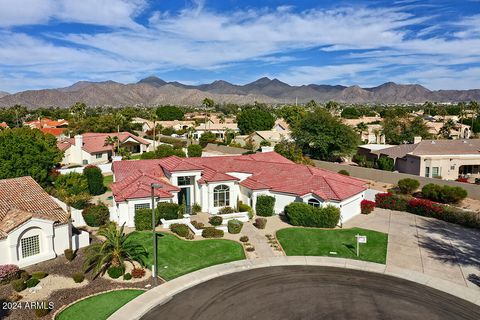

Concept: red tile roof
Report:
left=57, top=132, right=149, bottom=154
left=41, top=127, right=66, bottom=137
left=0, top=176, right=69, bottom=239
left=0, top=122, right=8, bottom=128
left=110, top=172, right=180, bottom=202
left=25, top=118, right=68, bottom=129
left=112, top=152, right=366, bottom=202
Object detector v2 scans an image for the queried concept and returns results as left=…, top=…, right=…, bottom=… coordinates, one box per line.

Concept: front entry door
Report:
left=178, top=187, right=191, bottom=213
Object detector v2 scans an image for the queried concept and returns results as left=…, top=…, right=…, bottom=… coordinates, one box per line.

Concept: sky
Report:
left=0, top=0, right=480, bottom=93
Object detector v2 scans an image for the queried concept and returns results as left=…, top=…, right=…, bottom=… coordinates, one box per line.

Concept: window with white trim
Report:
left=432, top=167, right=440, bottom=178
left=307, top=198, right=321, bottom=207
left=95, top=153, right=103, bottom=159
left=21, top=235, right=40, bottom=258
left=213, top=185, right=230, bottom=207
left=134, top=203, right=150, bottom=212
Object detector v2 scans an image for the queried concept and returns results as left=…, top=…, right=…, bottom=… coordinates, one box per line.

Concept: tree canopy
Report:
left=0, top=127, right=63, bottom=185
left=291, top=108, right=359, bottom=161
left=237, top=107, right=275, bottom=135
left=382, top=116, right=430, bottom=144
left=155, top=105, right=184, bottom=121
left=275, top=105, right=307, bottom=126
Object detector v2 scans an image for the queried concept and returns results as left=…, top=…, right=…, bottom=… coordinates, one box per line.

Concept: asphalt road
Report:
left=142, top=266, right=480, bottom=320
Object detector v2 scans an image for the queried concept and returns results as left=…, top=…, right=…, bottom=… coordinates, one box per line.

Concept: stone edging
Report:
left=108, top=256, right=480, bottom=320
left=52, top=287, right=147, bottom=319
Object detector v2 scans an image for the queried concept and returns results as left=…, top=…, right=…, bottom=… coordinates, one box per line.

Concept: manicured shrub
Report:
left=191, top=221, right=205, bottom=229
left=170, top=223, right=190, bottom=238
left=246, top=246, right=255, bottom=252
left=253, top=217, right=267, bottom=229
left=202, top=227, right=224, bottom=238
left=218, top=206, right=235, bottom=214
left=83, top=165, right=106, bottom=195
left=255, top=195, right=275, bottom=217
left=131, top=268, right=146, bottom=278
left=338, top=169, right=350, bottom=176
left=11, top=279, right=26, bottom=292
left=209, top=216, right=223, bottom=226
left=238, top=202, right=253, bottom=215
left=0, top=264, right=20, bottom=285
left=26, top=278, right=40, bottom=288
left=375, top=193, right=408, bottom=211
left=134, top=208, right=154, bottom=231
left=34, top=302, right=50, bottom=318
left=156, top=203, right=182, bottom=220
left=239, top=236, right=249, bottom=243
left=64, top=248, right=75, bottom=261
left=376, top=156, right=394, bottom=171
left=82, top=203, right=110, bottom=227
left=19, top=270, right=30, bottom=281
left=67, top=193, right=92, bottom=210
left=284, top=203, right=340, bottom=228
left=192, top=203, right=202, bottom=214
left=187, top=144, right=203, bottom=157
left=31, top=271, right=48, bottom=279
left=72, top=272, right=85, bottom=283
left=360, top=200, right=375, bottom=215
left=397, top=178, right=420, bottom=194
left=421, top=183, right=467, bottom=204
left=123, top=273, right=132, bottom=281
left=406, top=198, right=445, bottom=218
left=107, top=266, right=124, bottom=279
left=227, top=219, right=243, bottom=234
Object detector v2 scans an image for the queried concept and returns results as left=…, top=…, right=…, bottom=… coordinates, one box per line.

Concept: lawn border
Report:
left=109, top=256, right=480, bottom=320
left=53, top=288, right=146, bottom=320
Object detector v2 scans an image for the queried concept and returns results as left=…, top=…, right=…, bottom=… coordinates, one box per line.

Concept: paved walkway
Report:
left=241, top=223, right=277, bottom=258
left=345, top=208, right=480, bottom=290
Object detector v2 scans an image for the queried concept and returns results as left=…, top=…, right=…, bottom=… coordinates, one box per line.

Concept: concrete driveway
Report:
left=345, top=208, right=480, bottom=290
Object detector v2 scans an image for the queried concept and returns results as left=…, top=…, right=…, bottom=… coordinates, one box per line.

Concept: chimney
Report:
left=261, top=146, right=274, bottom=152
left=74, top=134, right=83, bottom=147
left=413, top=136, right=422, bottom=144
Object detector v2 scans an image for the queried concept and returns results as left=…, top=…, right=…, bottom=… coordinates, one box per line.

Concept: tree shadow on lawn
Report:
left=342, top=243, right=356, bottom=255
left=415, top=218, right=480, bottom=268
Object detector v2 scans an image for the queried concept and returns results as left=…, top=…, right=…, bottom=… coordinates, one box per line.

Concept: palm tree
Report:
left=469, top=100, right=479, bottom=129
left=104, top=135, right=120, bottom=157
left=83, top=223, right=147, bottom=277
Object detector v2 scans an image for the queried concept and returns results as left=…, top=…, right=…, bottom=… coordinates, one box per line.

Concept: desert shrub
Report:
left=131, top=268, right=146, bottom=278
left=31, top=271, right=47, bottom=279
left=360, top=200, right=375, bottom=215
left=134, top=208, right=154, bottom=231
left=0, top=264, right=20, bottom=284
left=185, top=233, right=194, bottom=240
left=338, top=169, right=350, bottom=176
left=284, top=203, right=340, bottom=228
left=170, top=223, right=190, bottom=238
left=255, top=195, right=275, bottom=217
left=375, top=193, right=408, bottom=211
left=246, top=247, right=255, bottom=252
left=83, top=165, right=105, bottom=195
left=209, top=216, right=223, bottom=226
left=159, top=136, right=187, bottom=148
left=192, top=203, right=202, bottom=214
left=123, top=273, right=132, bottom=281
left=67, top=193, right=92, bottom=210
left=187, top=144, right=203, bottom=157
left=422, top=183, right=467, bottom=204
left=253, top=217, right=267, bottom=229
left=376, top=156, right=394, bottom=171
left=72, top=272, right=85, bottom=283
left=11, top=279, right=26, bottom=292
left=191, top=221, right=205, bottom=229
left=239, top=236, right=249, bottom=243
left=202, top=227, right=224, bottom=238
left=34, top=302, right=50, bottom=318
left=107, top=266, right=124, bottom=279
left=397, top=178, right=420, bottom=194
left=156, top=203, right=182, bottom=220
left=227, top=219, right=243, bottom=234
left=19, top=270, right=30, bottom=281
left=82, top=203, right=110, bottom=227
left=64, top=248, right=75, bottom=261
left=218, top=206, right=235, bottom=215
left=26, top=278, right=40, bottom=288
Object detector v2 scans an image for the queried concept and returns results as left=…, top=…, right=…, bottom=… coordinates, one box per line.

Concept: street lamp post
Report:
left=151, top=183, right=162, bottom=286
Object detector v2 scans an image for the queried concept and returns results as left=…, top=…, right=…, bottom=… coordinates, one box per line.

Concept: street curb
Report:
left=108, top=256, right=480, bottom=320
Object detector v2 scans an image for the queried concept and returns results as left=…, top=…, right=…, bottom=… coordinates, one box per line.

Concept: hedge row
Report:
left=255, top=195, right=275, bottom=216
left=421, top=183, right=467, bottom=204
left=284, top=203, right=340, bottom=228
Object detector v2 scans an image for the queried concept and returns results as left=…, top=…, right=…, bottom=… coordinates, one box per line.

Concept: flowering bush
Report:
left=375, top=193, right=408, bottom=211
left=455, top=177, right=469, bottom=183
left=406, top=198, right=445, bottom=218
left=360, top=200, right=375, bottom=215
left=0, top=264, right=20, bottom=284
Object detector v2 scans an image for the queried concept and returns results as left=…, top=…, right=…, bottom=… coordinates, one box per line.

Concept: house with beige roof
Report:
left=192, top=122, right=239, bottom=140
left=0, top=177, right=89, bottom=267
left=57, top=132, right=150, bottom=166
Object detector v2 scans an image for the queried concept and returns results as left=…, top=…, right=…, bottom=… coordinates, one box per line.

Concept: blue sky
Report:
left=0, top=0, right=479, bottom=92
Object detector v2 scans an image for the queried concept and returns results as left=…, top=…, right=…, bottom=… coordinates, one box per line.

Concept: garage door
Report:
left=340, top=194, right=363, bottom=223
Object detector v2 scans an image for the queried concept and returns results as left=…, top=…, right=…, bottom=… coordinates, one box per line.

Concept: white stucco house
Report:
left=110, top=152, right=367, bottom=228
left=57, top=132, right=150, bottom=166
left=192, top=123, right=239, bottom=140
left=0, top=177, right=89, bottom=268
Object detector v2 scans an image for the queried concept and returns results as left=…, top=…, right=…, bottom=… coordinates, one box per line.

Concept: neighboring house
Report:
left=24, top=117, right=69, bottom=139
left=202, top=143, right=247, bottom=157
left=368, top=138, right=480, bottom=180
left=0, top=176, right=89, bottom=267
left=132, top=118, right=196, bottom=132
left=359, top=124, right=385, bottom=144
left=425, top=121, right=471, bottom=139
left=57, top=132, right=150, bottom=166
left=192, top=123, right=239, bottom=140
left=235, top=130, right=292, bottom=148
left=0, top=122, right=8, bottom=129
left=110, top=152, right=367, bottom=227
left=273, top=118, right=290, bottom=132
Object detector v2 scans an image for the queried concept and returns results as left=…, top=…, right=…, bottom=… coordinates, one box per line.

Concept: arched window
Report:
left=213, top=185, right=230, bottom=207
left=307, top=198, right=320, bottom=208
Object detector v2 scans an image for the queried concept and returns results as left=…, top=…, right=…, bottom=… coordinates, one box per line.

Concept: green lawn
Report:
left=277, top=227, right=388, bottom=264
left=56, top=289, right=144, bottom=320
left=103, top=175, right=113, bottom=190
left=127, top=232, right=245, bottom=280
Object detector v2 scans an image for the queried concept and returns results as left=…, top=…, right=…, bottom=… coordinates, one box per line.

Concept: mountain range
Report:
left=0, top=77, right=479, bottom=108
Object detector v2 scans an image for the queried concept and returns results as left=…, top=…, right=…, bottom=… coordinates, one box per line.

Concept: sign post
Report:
left=355, top=234, right=367, bottom=257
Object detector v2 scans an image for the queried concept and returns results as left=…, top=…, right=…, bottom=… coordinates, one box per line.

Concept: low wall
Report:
left=314, top=160, right=480, bottom=201
left=51, top=196, right=86, bottom=227
left=59, top=163, right=112, bottom=175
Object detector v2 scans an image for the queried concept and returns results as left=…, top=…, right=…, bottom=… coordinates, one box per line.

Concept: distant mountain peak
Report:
left=137, top=76, right=167, bottom=87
